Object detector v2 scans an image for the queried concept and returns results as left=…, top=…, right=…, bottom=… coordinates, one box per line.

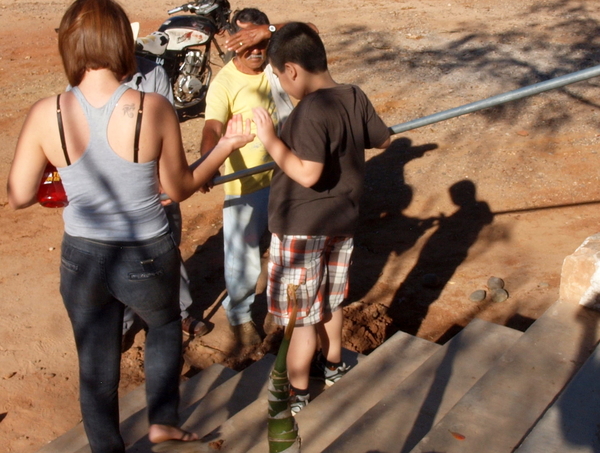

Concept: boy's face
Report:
left=234, top=22, right=268, bottom=75
left=273, top=64, right=304, bottom=100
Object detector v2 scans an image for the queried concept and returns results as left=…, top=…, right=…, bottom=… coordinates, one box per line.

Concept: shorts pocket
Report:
left=268, top=259, right=321, bottom=320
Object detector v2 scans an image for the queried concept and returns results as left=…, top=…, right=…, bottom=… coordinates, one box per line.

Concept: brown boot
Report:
left=232, top=321, right=261, bottom=346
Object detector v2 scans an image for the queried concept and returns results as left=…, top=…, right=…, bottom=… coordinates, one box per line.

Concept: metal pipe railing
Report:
left=212, top=64, right=600, bottom=186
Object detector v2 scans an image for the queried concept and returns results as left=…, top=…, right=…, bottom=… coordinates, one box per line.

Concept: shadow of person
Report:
left=349, top=137, right=438, bottom=303
left=183, top=229, right=227, bottom=321
left=386, top=179, right=494, bottom=336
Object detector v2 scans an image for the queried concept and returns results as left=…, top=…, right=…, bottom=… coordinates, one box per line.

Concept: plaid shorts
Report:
left=267, top=234, right=354, bottom=327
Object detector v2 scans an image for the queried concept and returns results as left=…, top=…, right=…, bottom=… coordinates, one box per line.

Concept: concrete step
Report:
left=514, top=340, right=600, bottom=453
left=37, top=363, right=237, bottom=453
left=323, top=318, right=522, bottom=453
left=409, top=299, right=600, bottom=453
left=248, top=329, right=442, bottom=453
left=127, top=354, right=276, bottom=452
left=195, top=348, right=366, bottom=452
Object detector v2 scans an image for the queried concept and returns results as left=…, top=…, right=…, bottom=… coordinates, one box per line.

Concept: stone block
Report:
left=559, top=233, right=600, bottom=308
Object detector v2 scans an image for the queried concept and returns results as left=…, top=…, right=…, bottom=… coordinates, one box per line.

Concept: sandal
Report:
left=181, top=316, right=210, bottom=337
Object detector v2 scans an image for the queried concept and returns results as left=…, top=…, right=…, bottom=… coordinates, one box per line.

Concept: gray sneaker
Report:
left=290, top=392, right=310, bottom=416
left=311, top=351, right=351, bottom=386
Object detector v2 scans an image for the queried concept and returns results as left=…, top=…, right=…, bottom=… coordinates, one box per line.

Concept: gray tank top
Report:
left=58, top=85, right=168, bottom=241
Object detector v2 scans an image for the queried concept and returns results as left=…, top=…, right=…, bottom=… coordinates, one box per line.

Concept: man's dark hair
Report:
left=267, top=22, right=327, bottom=74
left=231, top=8, right=269, bottom=33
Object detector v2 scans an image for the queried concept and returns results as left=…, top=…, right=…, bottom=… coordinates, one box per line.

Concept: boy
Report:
left=253, top=22, right=391, bottom=414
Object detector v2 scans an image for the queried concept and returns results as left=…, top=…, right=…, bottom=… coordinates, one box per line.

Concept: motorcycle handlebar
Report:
left=167, top=5, right=185, bottom=14
left=168, top=1, right=219, bottom=15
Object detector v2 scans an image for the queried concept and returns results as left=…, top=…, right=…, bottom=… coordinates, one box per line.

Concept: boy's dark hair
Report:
left=267, top=22, right=327, bottom=74
left=231, top=8, right=269, bottom=33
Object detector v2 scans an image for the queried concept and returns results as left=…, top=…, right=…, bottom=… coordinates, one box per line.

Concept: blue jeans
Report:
left=122, top=203, right=193, bottom=333
left=60, top=232, right=182, bottom=453
left=222, top=187, right=269, bottom=326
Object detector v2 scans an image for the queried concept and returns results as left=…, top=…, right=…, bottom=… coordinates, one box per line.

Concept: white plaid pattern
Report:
left=267, top=234, right=353, bottom=327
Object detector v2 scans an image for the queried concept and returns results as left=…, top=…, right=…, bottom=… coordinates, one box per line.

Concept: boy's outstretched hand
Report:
left=252, top=107, right=277, bottom=148
left=220, top=114, right=255, bottom=150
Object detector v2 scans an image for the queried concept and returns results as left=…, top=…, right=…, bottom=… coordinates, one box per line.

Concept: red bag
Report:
left=37, top=163, right=68, bottom=208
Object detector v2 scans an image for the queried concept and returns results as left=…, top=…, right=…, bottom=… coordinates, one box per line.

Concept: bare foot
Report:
left=148, top=424, right=199, bottom=444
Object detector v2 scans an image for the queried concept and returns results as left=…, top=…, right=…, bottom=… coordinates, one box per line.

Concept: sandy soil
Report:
left=2, top=0, right=600, bottom=451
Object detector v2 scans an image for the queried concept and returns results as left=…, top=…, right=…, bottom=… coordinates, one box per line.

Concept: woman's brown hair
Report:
left=58, top=0, right=136, bottom=87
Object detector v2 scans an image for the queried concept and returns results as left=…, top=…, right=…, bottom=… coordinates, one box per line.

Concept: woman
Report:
left=6, top=0, right=253, bottom=451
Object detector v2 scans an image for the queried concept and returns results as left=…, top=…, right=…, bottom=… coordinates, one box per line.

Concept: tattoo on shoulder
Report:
left=123, top=103, right=135, bottom=118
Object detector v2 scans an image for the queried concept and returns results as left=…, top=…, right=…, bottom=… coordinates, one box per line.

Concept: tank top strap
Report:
left=70, top=84, right=130, bottom=120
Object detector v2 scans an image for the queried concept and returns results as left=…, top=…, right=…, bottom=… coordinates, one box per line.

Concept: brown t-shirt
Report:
left=268, top=84, right=390, bottom=236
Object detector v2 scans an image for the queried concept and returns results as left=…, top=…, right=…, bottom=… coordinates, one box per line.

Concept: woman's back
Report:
left=58, top=84, right=168, bottom=241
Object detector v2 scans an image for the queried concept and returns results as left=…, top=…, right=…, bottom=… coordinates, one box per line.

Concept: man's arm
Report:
left=226, top=22, right=319, bottom=53
left=198, top=119, right=224, bottom=159
left=190, top=119, right=225, bottom=192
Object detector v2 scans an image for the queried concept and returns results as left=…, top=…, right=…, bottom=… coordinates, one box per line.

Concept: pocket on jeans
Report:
left=128, top=258, right=165, bottom=281
left=60, top=257, right=80, bottom=273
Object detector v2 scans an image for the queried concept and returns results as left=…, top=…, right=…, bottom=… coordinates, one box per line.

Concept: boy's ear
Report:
left=284, top=62, right=299, bottom=80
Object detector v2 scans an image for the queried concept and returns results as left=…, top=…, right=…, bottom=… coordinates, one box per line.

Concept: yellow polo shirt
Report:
left=205, top=60, right=277, bottom=196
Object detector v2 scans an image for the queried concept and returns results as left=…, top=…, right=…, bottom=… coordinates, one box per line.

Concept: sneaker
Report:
left=232, top=321, right=262, bottom=346
left=290, top=391, right=310, bottom=416
left=310, top=351, right=351, bottom=386
left=182, top=316, right=209, bottom=337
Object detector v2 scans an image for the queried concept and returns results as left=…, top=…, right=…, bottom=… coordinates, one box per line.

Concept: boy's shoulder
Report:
left=303, top=84, right=365, bottom=105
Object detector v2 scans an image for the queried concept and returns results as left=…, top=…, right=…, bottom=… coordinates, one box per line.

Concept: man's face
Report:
left=235, top=22, right=268, bottom=74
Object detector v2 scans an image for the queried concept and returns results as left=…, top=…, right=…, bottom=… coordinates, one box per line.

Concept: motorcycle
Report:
left=135, top=0, right=235, bottom=117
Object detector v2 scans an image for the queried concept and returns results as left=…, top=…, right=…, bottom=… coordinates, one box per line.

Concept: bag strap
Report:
left=56, top=94, right=71, bottom=166
left=133, top=91, right=145, bottom=163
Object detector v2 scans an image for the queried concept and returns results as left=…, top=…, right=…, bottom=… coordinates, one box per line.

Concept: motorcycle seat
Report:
left=136, top=32, right=169, bottom=56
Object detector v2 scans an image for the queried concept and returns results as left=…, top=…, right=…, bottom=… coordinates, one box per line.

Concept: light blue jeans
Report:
left=222, top=187, right=270, bottom=326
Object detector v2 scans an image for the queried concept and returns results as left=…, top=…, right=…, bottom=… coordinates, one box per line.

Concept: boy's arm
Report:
left=253, top=107, right=323, bottom=188
left=378, top=136, right=392, bottom=149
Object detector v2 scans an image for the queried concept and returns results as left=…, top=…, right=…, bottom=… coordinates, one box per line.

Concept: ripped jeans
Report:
left=60, top=232, right=182, bottom=453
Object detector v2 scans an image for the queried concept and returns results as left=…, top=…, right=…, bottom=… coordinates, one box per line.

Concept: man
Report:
left=198, top=8, right=293, bottom=346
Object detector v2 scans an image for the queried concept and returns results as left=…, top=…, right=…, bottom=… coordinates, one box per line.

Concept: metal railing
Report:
left=212, top=64, right=600, bottom=186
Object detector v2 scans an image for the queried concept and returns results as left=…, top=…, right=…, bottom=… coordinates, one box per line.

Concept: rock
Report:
left=487, top=276, right=505, bottom=289
left=469, top=289, right=487, bottom=302
left=491, top=288, right=509, bottom=303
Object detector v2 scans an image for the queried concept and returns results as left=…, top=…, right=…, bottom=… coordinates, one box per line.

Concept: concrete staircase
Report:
left=37, top=235, right=600, bottom=453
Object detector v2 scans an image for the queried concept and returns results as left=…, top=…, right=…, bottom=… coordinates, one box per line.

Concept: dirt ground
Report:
left=2, top=0, right=600, bottom=451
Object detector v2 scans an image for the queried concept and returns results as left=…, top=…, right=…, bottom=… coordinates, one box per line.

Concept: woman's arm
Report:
left=7, top=99, right=54, bottom=209
left=158, top=103, right=254, bottom=202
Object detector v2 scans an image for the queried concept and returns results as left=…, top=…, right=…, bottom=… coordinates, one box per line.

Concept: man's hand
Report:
left=225, top=22, right=271, bottom=53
